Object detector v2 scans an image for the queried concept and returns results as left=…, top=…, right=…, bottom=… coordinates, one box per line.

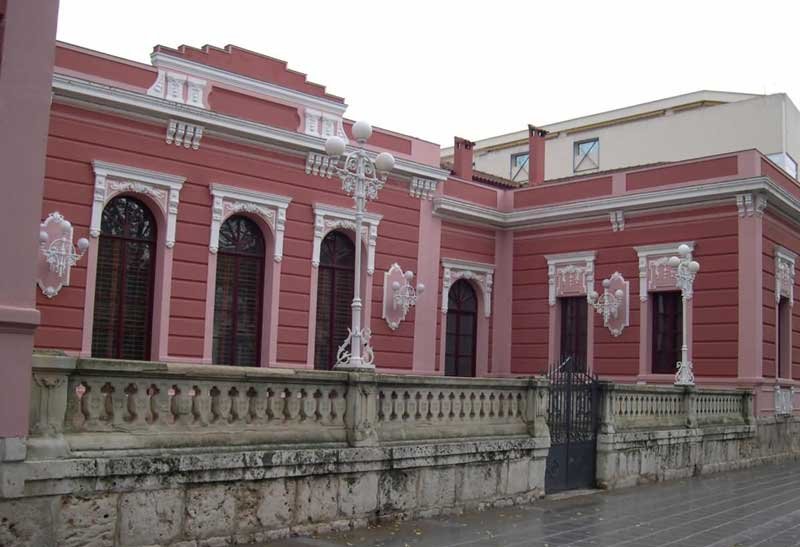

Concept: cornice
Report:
left=441, top=257, right=495, bottom=273
left=52, top=74, right=449, bottom=183
left=92, top=160, right=186, bottom=189
left=434, top=176, right=800, bottom=230
left=151, top=52, right=348, bottom=115
left=209, top=183, right=292, bottom=209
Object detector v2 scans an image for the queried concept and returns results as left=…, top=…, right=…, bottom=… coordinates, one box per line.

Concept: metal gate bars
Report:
left=545, top=357, right=600, bottom=493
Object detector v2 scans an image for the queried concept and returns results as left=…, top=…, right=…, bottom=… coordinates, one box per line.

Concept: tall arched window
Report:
left=314, top=231, right=355, bottom=370
left=92, top=196, right=157, bottom=360
left=213, top=216, right=265, bottom=366
left=445, top=280, right=478, bottom=377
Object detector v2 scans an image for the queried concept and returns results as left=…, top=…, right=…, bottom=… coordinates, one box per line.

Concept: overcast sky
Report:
left=56, top=0, right=800, bottom=147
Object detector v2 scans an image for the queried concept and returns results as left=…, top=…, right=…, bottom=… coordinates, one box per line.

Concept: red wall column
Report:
left=738, top=195, right=765, bottom=380
left=0, top=0, right=60, bottom=457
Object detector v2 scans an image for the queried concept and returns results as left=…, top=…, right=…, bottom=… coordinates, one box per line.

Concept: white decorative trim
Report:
left=166, top=119, right=204, bottom=149
left=151, top=52, right=347, bottom=116
left=441, top=258, right=494, bottom=318
left=209, top=184, right=292, bottom=261
left=410, top=177, right=438, bottom=200
left=736, top=192, right=767, bottom=217
left=302, top=108, right=349, bottom=142
left=148, top=69, right=208, bottom=109
left=312, top=204, right=382, bottom=274
left=610, top=210, right=625, bottom=232
left=52, top=74, right=450, bottom=184
left=634, top=242, right=694, bottom=302
left=775, top=246, right=796, bottom=306
left=544, top=251, right=596, bottom=307
left=91, top=161, right=185, bottom=248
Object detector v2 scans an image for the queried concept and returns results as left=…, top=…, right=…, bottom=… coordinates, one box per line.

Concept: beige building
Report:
left=442, top=90, right=800, bottom=184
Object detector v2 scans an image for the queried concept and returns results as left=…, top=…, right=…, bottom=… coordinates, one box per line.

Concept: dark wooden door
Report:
left=560, top=296, right=587, bottom=370
left=445, top=280, right=477, bottom=377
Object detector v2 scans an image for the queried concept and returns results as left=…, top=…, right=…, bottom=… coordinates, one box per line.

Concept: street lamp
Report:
left=668, top=244, right=700, bottom=386
left=323, top=121, right=395, bottom=370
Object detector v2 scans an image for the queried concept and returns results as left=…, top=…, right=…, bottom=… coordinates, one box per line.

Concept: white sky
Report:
left=57, top=0, right=799, bottom=147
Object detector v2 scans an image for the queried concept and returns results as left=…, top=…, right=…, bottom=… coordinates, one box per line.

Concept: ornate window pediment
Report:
left=775, top=246, right=796, bottom=306
left=634, top=242, right=694, bottom=302
left=545, top=251, right=596, bottom=306
left=441, top=258, right=494, bottom=318
left=209, top=184, right=292, bottom=262
left=312, top=204, right=381, bottom=275
left=91, top=161, right=185, bottom=248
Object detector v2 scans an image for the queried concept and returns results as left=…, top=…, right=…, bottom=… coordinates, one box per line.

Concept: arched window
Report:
left=213, top=216, right=265, bottom=366
left=445, top=280, right=477, bottom=377
left=91, top=196, right=157, bottom=360
left=314, top=231, right=355, bottom=370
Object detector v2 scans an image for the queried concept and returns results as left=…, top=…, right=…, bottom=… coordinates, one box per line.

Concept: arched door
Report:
left=445, top=279, right=478, bottom=377
left=91, top=196, right=157, bottom=360
left=314, top=231, right=355, bottom=370
left=213, top=215, right=265, bottom=366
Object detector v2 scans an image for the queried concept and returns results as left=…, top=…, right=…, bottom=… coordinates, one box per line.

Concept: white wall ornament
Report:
left=545, top=251, right=596, bottom=306
left=587, top=272, right=629, bottom=337
left=382, top=263, right=424, bottom=330
left=410, top=177, right=438, bottom=200
left=302, top=109, right=349, bottom=142
left=441, top=258, right=494, bottom=318
left=736, top=192, right=767, bottom=217
left=312, top=204, right=381, bottom=274
left=166, top=120, right=204, bottom=149
left=209, top=184, right=291, bottom=261
left=610, top=210, right=625, bottom=232
left=147, top=70, right=208, bottom=109
left=91, top=161, right=186, bottom=248
left=634, top=242, right=694, bottom=302
left=775, top=247, right=796, bottom=305
left=37, top=212, right=89, bottom=298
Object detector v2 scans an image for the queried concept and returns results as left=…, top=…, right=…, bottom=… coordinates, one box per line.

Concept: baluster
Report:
left=390, top=391, right=401, bottom=420
left=285, top=388, right=301, bottom=422
left=248, top=386, right=264, bottom=424
left=172, top=384, right=194, bottom=427
left=81, top=380, right=105, bottom=430
left=377, top=390, right=388, bottom=421
left=331, top=389, right=346, bottom=424
left=300, top=389, right=316, bottom=422
left=193, top=384, right=212, bottom=426
left=402, top=392, right=411, bottom=421
left=413, top=392, right=423, bottom=420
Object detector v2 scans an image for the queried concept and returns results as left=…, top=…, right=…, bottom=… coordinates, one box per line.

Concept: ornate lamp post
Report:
left=668, top=244, right=700, bottom=386
left=323, top=121, right=395, bottom=370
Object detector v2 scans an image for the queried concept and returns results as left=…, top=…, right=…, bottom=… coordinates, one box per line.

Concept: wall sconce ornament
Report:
left=383, top=263, right=424, bottom=330
left=38, top=212, right=89, bottom=298
left=669, top=243, right=701, bottom=386
left=587, top=272, right=629, bottom=336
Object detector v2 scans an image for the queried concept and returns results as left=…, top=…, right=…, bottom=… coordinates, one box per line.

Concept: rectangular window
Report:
left=652, top=291, right=682, bottom=374
left=573, top=138, right=599, bottom=172
left=778, top=296, right=791, bottom=378
left=560, top=296, right=587, bottom=370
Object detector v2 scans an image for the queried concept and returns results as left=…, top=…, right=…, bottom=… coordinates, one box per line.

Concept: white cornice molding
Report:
left=51, top=74, right=450, bottom=184
left=312, top=204, right=382, bottom=274
left=434, top=176, right=800, bottom=230
left=91, top=160, right=186, bottom=247
left=209, top=184, right=292, bottom=261
left=151, top=52, right=348, bottom=116
left=441, top=258, right=495, bottom=318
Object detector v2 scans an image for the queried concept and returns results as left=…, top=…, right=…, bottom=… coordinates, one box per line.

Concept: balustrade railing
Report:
left=28, top=354, right=549, bottom=454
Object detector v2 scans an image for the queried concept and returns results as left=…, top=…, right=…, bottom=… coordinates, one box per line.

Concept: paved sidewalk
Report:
left=259, top=461, right=800, bottom=547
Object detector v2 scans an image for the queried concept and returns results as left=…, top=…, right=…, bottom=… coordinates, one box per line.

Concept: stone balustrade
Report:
left=27, top=353, right=549, bottom=456
left=599, top=383, right=752, bottom=433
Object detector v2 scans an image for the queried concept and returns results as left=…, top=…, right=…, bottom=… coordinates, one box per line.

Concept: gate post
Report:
left=685, top=386, right=698, bottom=428
left=597, top=381, right=617, bottom=435
left=345, top=372, right=378, bottom=447
left=526, top=376, right=550, bottom=441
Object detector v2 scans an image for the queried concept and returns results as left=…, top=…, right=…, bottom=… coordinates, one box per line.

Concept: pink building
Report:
left=0, top=38, right=790, bottom=438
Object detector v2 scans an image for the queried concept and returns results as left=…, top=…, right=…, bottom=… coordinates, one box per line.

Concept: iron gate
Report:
left=545, top=357, right=599, bottom=493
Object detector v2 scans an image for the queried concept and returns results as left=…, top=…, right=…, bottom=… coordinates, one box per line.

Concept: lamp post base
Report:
left=333, top=328, right=376, bottom=371
left=674, top=360, right=695, bottom=386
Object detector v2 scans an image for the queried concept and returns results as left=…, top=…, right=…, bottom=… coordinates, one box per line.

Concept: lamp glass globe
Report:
left=375, top=152, right=395, bottom=173
left=325, top=136, right=346, bottom=156
left=352, top=120, right=373, bottom=141
left=678, top=243, right=691, bottom=257
left=668, top=256, right=681, bottom=267
left=391, top=281, right=401, bottom=291
left=688, top=261, right=700, bottom=273
left=416, top=283, right=425, bottom=294
left=77, top=238, right=90, bottom=252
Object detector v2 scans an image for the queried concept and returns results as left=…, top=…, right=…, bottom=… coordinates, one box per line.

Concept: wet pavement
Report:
left=259, top=461, right=800, bottom=546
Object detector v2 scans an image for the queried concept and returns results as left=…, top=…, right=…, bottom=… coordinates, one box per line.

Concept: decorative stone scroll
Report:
left=634, top=242, right=695, bottom=302
left=91, top=161, right=186, bottom=248
left=736, top=193, right=767, bottom=217
left=209, top=184, right=292, bottom=262
left=775, top=246, right=796, bottom=306
left=545, top=251, right=596, bottom=306
left=441, top=258, right=494, bottom=318
left=610, top=210, right=625, bottom=232
left=312, top=204, right=381, bottom=274
left=410, top=177, right=438, bottom=200
left=166, top=120, right=204, bottom=149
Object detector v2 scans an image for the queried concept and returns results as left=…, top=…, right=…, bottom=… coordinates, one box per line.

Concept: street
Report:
left=262, top=461, right=800, bottom=547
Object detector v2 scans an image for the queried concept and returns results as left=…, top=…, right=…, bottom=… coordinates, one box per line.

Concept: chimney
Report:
left=453, top=137, right=475, bottom=181
left=528, top=125, right=548, bottom=185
